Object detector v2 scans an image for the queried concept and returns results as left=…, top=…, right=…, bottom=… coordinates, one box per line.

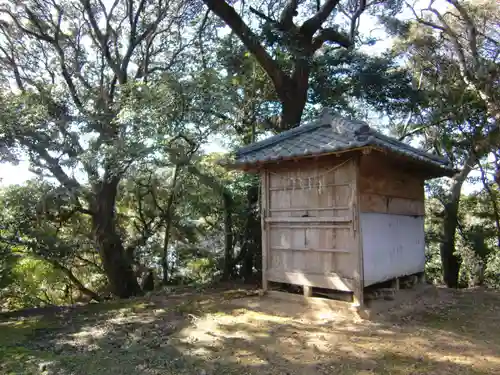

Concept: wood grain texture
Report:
left=261, top=170, right=269, bottom=291
left=263, top=157, right=358, bottom=291
left=359, top=153, right=425, bottom=216
left=353, top=155, right=364, bottom=307
left=266, top=269, right=355, bottom=291
left=359, top=153, right=425, bottom=201
left=359, top=194, right=425, bottom=216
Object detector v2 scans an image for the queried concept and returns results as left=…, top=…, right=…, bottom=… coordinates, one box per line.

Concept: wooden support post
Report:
left=411, top=275, right=418, bottom=286
left=303, top=285, right=312, bottom=297
left=261, top=170, right=269, bottom=292
left=392, top=277, right=400, bottom=290
left=352, top=156, right=364, bottom=308
left=352, top=293, right=362, bottom=307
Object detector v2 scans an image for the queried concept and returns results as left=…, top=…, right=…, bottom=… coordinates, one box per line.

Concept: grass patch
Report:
left=0, top=317, right=61, bottom=374
left=0, top=287, right=499, bottom=375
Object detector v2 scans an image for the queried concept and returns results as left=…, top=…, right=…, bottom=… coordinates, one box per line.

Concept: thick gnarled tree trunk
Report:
left=440, top=153, right=476, bottom=288
left=92, top=176, right=141, bottom=298
left=279, top=62, right=310, bottom=129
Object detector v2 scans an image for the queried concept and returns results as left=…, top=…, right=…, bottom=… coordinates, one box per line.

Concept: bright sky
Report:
left=1, top=0, right=482, bottom=193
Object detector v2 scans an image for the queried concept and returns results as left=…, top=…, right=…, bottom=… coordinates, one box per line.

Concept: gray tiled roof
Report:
left=231, top=109, right=453, bottom=172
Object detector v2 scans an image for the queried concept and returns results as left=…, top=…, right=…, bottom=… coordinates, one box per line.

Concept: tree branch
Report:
left=0, top=42, right=24, bottom=90
left=0, top=8, right=52, bottom=42
left=50, top=260, right=101, bottom=301
left=74, top=255, right=104, bottom=272
left=412, top=1, right=500, bottom=122
left=301, top=0, right=341, bottom=36
left=21, top=139, right=82, bottom=195
left=202, top=0, right=290, bottom=97
left=249, top=7, right=275, bottom=24
left=121, top=0, right=159, bottom=82
left=349, top=0, right=367, bottom=42
left=280, top=0, right=299, bottom=28
left=198, top=9, right=211, bottom=70
left=21, top=5, right=90, bottom=115
left=312, top=27, right=352, bottom=50
left=446, top=0, right=479, bottom=70
left=79, top=0, right=124, bottom=83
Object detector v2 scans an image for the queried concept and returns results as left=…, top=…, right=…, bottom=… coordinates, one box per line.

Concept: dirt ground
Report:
left=1, top=286, right=500, bottom=375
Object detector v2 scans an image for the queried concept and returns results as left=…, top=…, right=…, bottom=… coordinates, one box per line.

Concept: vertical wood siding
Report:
left=262, top=157, right=359, bottom=292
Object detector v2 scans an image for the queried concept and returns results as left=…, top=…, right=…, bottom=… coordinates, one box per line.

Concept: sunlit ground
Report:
left=1, top=287, right=499, bottom=375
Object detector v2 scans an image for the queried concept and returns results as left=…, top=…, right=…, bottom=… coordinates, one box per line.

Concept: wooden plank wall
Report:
left=359, top=153, right=425, bottom=216
left=261, top=156, right=360, bottom=293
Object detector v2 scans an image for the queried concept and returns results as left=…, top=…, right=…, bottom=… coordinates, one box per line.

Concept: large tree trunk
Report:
left=241, top=182, right=260, bottom=282
left=279, top=61, right=310, bottom=130
left=440, top=153, right=476, bottom=288
left=161, top=165, right=179, bottom=285
left=221, top=192, right=234, bottom=281
left=92, top=176, right=142, bottom=298
left=281, top=97, right=306, bottom=130
left=440, top=199, right=461, bottom=288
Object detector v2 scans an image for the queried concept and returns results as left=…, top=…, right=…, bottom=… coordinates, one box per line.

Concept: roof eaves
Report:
left=231, top=110, right=453, bottom=173
left=236, top=139, right=373, bottom=165
left=365, top=138, right=455, bottom=173
left=235, top=118, right=325, bottom=157
left=369, top=130, right=451, bottom=167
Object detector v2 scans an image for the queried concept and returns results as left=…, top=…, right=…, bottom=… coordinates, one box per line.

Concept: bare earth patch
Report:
left=1, top=286, right=499, bottom=375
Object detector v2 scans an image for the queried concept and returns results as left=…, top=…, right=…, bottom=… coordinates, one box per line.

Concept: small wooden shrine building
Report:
left=226, top=109, right=454, bottom=307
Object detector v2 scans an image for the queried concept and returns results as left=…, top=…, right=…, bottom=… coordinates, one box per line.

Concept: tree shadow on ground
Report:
left=1, top=287, right=499, bottom=375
